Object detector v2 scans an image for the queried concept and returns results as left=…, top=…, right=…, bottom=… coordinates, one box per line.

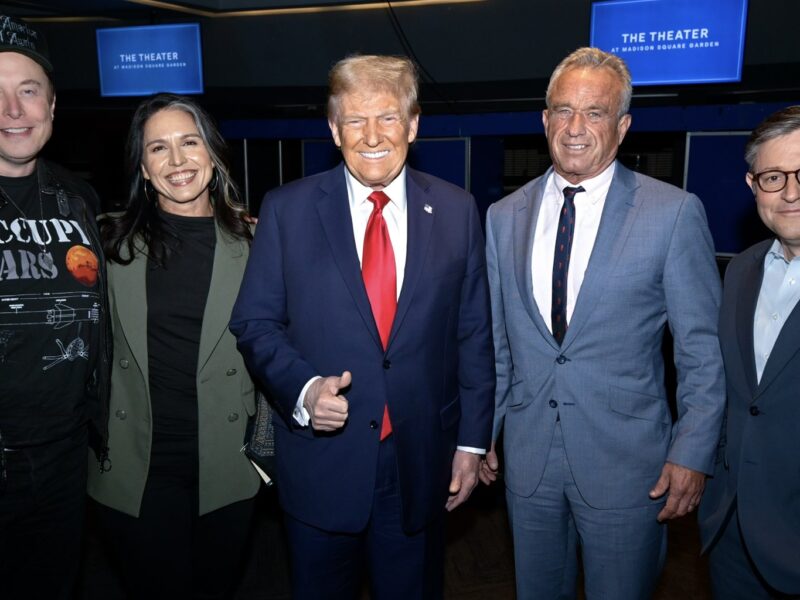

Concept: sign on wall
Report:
left=96, top=23, right=204, bottom=97
left=591, top=0, right=748, bottom=86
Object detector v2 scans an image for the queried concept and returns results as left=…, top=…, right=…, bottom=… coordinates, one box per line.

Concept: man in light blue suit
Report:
left=480, top=48, right=725, bottom=599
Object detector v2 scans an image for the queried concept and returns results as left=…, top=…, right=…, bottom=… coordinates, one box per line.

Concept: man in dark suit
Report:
left=700, top=105, right=800, bottom=599
left=230, top=55, right=494, bottom=599
left=480, top=47, right=725, bottom=599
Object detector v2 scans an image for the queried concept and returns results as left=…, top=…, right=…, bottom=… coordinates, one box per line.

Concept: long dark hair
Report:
left=102, top=93, right=251, bottom=265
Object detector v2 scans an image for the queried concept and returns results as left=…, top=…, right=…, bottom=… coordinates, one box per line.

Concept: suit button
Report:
left=115, top=409, right=127, bottom=420
left=226, top=368, right=237, bottom=376
left=369, top=420, right=378, bottom=429
left=227, top=412, right=239, bottom=422
left=119, top=359, right=129, bottom=368
left=556, top=355, right=567, bottom=364
left=549, top=399, right=558, bottom=408
left=383, top=359, right=391, bottom=370
left=749, top=406, right=760, bottom=416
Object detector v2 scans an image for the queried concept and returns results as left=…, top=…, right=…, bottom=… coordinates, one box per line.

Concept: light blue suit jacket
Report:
left=486, top=162, right=725, bottom=509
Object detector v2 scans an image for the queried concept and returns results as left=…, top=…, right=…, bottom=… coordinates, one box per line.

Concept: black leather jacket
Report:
left=39, top=159, right=111, bottom=470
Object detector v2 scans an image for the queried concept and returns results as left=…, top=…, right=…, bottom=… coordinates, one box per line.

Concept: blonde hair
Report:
left=327, top=55, right=420, bottom=125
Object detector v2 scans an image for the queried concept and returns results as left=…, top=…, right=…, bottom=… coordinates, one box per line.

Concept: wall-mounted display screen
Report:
left=590, top=0, right=748, bottom=86
left=96, top=23, right=203, bottom=97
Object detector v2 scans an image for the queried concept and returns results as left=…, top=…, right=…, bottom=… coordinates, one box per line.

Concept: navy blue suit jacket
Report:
left=700, top=239, right=800, bottom=594
left=230, top=165, right=495, bottom=534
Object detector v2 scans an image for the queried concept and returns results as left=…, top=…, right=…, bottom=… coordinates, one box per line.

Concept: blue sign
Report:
left=591, top=0, right=748, bottom=86
left=96, top=23, right=204, bottom=97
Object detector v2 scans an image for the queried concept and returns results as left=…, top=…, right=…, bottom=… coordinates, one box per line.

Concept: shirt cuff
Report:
left=293, top=376, right=320, bottom=427
left=457, top=446, right=486, bottom=455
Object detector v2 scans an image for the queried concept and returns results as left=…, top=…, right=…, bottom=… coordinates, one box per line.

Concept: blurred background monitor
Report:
left=96, top=23, right=203, bottom=97
left=591, top=0, right=748, bottom=86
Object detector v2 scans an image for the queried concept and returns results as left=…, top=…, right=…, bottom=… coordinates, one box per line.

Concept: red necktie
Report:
left=363, top=190, right=396, bottom=440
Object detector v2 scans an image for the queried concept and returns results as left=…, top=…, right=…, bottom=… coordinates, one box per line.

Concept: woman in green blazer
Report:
left=88, top=94, right=260, bottom=600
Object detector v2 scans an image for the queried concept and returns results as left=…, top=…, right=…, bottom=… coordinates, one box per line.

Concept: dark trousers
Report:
left=284, top=436, right=445, bottom=600
left=0, top=427, right=88, bottom=600
left=709, top=506, right=800, bottom=600
left=95, top=435, right=256, bottom=600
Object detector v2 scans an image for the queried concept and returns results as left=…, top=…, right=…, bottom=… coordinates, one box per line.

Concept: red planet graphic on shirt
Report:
left=65, top=245, right=99, bottom=287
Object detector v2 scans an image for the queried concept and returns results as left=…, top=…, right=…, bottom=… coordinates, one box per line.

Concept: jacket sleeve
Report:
left=663, top=193, right=726, bottom=474
left=229, top=193, right=318, bottom=421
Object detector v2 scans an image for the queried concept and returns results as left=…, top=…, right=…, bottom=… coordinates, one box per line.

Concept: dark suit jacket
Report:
left=230, top=165, right=495, bottom=534
left=700, top=239, right=800, bottom=594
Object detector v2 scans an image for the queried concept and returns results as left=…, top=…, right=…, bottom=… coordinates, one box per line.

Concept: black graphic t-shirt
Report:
left=0, top=171, right=101, bottom=446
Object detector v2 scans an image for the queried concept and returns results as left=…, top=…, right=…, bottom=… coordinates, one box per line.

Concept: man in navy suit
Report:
left=481, top=48, right=725, bottom=599
left=230, top=55, right=494, bottom=599
left=699, top=105, right=800, bottom=599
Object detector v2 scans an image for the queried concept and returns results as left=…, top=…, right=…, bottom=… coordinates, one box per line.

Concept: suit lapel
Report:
left=110, top=243, right=149, bottom=380
left=513, top=174, right=557, bottom=346
left=390, top=168, right=434, bottom=348
left=562, top=163, right=639, bottom=347
left=758, top=303, right=800, bottom=397
left=197, top=225, right=247, bottom=374
left=735, top=248, right=764, bottom=397
left=315, top=165, right=384, bottom=350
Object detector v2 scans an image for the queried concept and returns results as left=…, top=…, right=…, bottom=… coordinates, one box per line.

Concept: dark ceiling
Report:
left=4, top=0, right=800, bottom=120
left=0, top=0, right=422, bottom=19
left=1, top=0, right=146, bottom=19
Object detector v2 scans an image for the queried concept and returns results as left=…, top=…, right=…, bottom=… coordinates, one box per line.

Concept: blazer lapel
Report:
left=197, top=225, right=248, bottom=374
left=110, top=244, right=149, bottom=380
left=757, top=303, right=800, bottom=398
left=735, top=249, right=763, bottom=397
left=390, top=168, right=435, bottom=348
left=562, top=162, right=639, bottom=347
left=315, top=165, right=384, bottom=350
left=513, top=173, right=557, bottom=346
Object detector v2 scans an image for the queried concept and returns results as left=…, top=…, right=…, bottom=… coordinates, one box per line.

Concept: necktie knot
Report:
left=562, top=185, right=584, bottom=203
left=368, top=190, right=391, bottom=212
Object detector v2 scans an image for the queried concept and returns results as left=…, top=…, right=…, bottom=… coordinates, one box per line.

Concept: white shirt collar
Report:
left=549, top=162, right=616, bottom=206
left=344, top=165, right=408, bottom=213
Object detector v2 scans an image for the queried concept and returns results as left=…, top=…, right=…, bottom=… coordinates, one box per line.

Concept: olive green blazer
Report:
left=88, top=226, right=260, bottom=516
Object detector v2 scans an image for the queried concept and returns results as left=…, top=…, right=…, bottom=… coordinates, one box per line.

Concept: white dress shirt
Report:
left=532, top=164, right=615, bottom=330
left=346, top=166, right=408, bottom=296
left=753, top=239, right=800, bottom=383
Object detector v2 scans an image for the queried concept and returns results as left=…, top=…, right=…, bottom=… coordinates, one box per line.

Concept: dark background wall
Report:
left=39, top=0, right=800, bottom=115
left=17, top=0, right=796, bottom=252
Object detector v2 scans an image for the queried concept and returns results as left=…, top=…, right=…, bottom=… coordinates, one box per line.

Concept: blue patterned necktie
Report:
left=551, top=185, right=584, bottom=345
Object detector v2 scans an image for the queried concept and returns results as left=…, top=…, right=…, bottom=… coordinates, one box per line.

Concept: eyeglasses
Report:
left=751, top=168, right=800, bottom=193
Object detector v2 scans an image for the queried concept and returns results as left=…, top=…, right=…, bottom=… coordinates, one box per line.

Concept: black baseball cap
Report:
left=0, top=15, right=52, bottom=73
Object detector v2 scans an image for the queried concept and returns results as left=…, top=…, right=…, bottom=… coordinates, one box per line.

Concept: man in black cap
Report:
left=0, top=15, right=109, bottom=600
